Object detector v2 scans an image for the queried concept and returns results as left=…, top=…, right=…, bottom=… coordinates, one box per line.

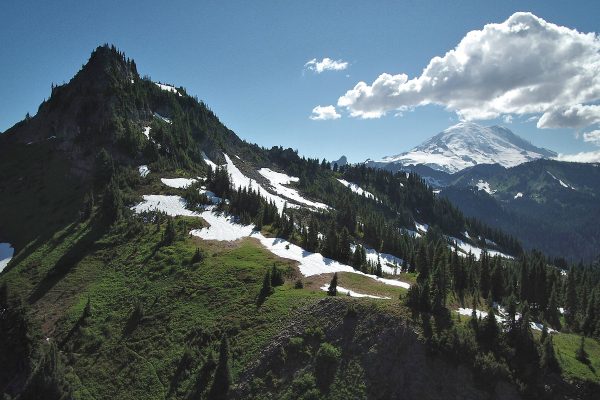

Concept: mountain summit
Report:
left=375, top=122, right=556, bottom=174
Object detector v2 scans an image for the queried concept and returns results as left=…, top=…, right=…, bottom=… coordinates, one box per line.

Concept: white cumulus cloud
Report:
left=537, top=104, right=600, bottom=129
left=305, top=57, right=348, bottom=73
left=583, top=129, right=600, bottom=145
left=310, top=105, right=341, bottom=120
left=336, top=12, right=600, bottom=128
left=556, top=150, right=600, bottom=163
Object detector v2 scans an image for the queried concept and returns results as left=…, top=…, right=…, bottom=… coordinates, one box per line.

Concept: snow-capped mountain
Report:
left=374, top=122, right=556, bottom=174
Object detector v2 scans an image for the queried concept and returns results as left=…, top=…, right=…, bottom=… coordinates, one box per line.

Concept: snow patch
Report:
left=132, top=195, right=199, bottom=217
left=336, top=179, right=377, bottom=200
left=161, top=178, right=197, bottom=189
left=154, top=112, right=172, bottom=124
left=190, top=210, right=255, bottom=241
left=476, top=180, right=496, bottom=195
left=259, top=168, right=329, bottom=209
left=142, top=126, right=151, bottom=140
left=514, top=192, right=523, bottom=199
left=319, top=284, right=391, bottom=299
left=448, top=236, right=513, bottom=260
left=154, top=82, right=182, bottom=96
left=546, top=171, right=575, bottom=190
left=202, top=152, right=219, bottom=170
left=415, top=222, right=429, bottom=234
left=0, top=243, right=14, bottom=272
left=457, top=307, right=557, bottom=333
left=138, top=165, right=150, bottom=178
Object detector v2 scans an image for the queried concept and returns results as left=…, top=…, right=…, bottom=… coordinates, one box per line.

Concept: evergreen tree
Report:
left=208, top=336, right=232, bottom=400
left=540, top=334, right=561, bottom=373
left=565, top=268, right=578, bottom=328
left=327, top=273, right=338, bottom=296
left=163, top=218, right=176, bottom=245
left=416, top=243, right=429, bottom=284
left=191, top=247, right=204, bottom=264
left=270, top=265, right=284, bottom=287
left=101, top=178, right=123, bottom=222
left=479, top=307, right=499, bottom=351
left=545, top=284, right=561, bottom=330
left=576, top=336, right=588, bottom=364
left=375, top=256, right=383, bottom=277
left=259, top=270, right=273, bottom=302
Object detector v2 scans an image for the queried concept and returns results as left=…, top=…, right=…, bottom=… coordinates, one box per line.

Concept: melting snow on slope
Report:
left=546, top=171, right=575, bottom=190
left=449, top=237, right=513, bottom=260
left=0, top=243, right=15, bottom=272
left=514, top=192, right=523, bottom=199
left=476, top=180, right=496, bottom=195
left=142, top=126, right=151, bottom=140
left=415, top=222, right=429, bottom=234
left=161, top=178, right=197, bottom=189
left=259, top=168, right=329, bottom=209
left=336, top=179, right=377, bottom=200
left=224, top=154, right=298, bottom=213
left=319, top=284, right=391, bottom=299
left=457, top=307, right=557, bottom=333
left=356, top=245, right=404, bottom=275
left=154, top=82, right=182, bottom=96
left=154, top=112, right=172, bottom=124
left=199, top=188, right=223, bottom=205
left=131, top=195, right=409, bottom=289
left=253, top=233, right=410, bottom=289
left=132, top=195, right=199, bottom=217
left=190, top=209, right=255, bottom=241
left=138, top=165, right=150, bottom=178
left=202, top=152, right=219, bottom=170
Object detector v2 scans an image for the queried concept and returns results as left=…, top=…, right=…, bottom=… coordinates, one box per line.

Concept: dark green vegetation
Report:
left=2, top=45, right=600, bottom=399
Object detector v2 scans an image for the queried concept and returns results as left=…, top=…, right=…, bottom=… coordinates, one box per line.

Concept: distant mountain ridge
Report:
left=369, top=122, right=556, bottom=174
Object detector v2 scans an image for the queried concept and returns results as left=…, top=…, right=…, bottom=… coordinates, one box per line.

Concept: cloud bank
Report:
left=310, top=105, right=341, bottom=120
left=336, top=12, right=600, bottom=129
left=305, top=57, right=348, bottom=73
left=556, top=150, right=600, bottom=163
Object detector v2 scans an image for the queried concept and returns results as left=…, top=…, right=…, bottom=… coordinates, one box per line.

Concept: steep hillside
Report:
left=441, top=159, right=600, bottom=261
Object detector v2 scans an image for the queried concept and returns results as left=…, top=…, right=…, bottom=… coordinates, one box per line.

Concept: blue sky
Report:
left=1, top=0, right=599, bottom=162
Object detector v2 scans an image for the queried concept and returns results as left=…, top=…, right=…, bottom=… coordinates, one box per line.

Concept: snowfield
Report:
left=336, top=179, right=377, bottom=200
left=0, top=243, right=15, bottom=272
left=154, top=82, right=182, bottom=96
left=161, top=178, right=197, bottom=189
left=190, top=209, right=255, bottom=241
left=319, top=284, right=391, bottom=299
left=138, top=165, right=150, bottom=178
left=259, top=168, right=329, bottom=209
left=378, top=122, right=555, bottom=174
